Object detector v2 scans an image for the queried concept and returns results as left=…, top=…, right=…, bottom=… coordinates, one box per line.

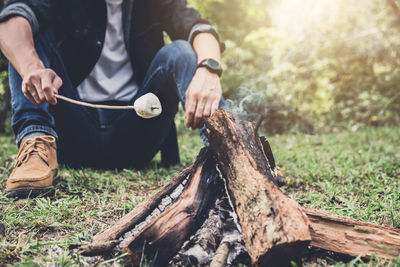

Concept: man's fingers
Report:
left=41, top=74, right=56, bottom=104
left=24, top=83, right=40, bottom=104
left=23, top=85, right=36, bottom=104
left=203, top=101, right=212, bottom=118
left=52, top=75, right=63, bottom=94
left=26, top=79, right=42, bottom=104
left=185, top=100, right=197, bottom=128
left=20, top=69, right=63, bottom=105
left=185, top=92, right=197, bottom=129
left=210, top=81, right=221, bottom=115
left=31, top=77, right=47, bottom=104
left=193, top=100, right=205, bottom=129
left=185, top=69, right=222, bottom=129
left=211, top=100, right=219, bottom=115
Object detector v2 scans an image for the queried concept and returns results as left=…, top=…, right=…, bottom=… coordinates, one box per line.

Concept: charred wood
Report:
left=170, top=200, right=224, bottom=266
left=125, top=148, right=223, bottom=266
left=205, top=109, right=312, bottom=266
left=80, top=164, right=193, bottom=256
left=171, top=195, right=249, bottom=267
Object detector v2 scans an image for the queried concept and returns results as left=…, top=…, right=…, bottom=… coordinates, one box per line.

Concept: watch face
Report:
left=198, top=58, right=223, bottom=77
left=207, top=59, right=220, bottom=69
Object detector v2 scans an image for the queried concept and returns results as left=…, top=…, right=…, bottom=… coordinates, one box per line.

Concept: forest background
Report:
left=1, top=0, right=400, bottom=134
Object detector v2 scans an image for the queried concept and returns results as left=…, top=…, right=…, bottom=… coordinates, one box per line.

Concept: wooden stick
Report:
left=210, top=242, right=230, bottom=267
left=55, top=95, right=135, bottom=110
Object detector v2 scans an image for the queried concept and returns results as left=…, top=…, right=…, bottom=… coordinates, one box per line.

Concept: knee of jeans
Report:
left=160, top=40, right=197, bottom=67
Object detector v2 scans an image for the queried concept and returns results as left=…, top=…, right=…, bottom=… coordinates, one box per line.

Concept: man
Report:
left=0, top=0, right=224, bottom=198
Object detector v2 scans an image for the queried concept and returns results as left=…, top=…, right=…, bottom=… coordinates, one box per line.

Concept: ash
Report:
left=108, top=171, right=249, bottom=266
left=170, top=195, right=248, bottom=266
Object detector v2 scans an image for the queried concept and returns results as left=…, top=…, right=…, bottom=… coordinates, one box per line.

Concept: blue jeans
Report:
left=9, top=29, right=223, bottom=169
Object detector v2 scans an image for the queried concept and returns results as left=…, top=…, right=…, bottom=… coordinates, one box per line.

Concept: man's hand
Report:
left=22, top=67, right=63, bottom=105
left=188, top=31, right=222, bottom=129
left=0, top=16, right=63, bottom=105
left=185, top=67, right=222, bottom=129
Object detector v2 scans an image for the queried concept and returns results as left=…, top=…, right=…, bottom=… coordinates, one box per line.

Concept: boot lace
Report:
left=15, top=137, right=51, bottom=167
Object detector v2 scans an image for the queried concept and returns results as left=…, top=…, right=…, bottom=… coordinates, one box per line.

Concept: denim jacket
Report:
left=0, top=0, right=222, bottom=88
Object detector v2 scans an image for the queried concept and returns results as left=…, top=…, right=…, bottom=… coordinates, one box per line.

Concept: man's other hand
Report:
left=185, top=67, right=222, bottom=129
left=22, top=67, right=63, bottom=105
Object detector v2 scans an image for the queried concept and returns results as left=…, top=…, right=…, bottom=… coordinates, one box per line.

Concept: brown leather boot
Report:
left=6, top=135, right=59, bottom=198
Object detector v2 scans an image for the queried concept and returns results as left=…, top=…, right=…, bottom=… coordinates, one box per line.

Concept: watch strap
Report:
left=197, top=58, right=223, bottom=77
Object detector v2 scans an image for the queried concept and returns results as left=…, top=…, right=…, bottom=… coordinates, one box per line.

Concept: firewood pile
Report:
left=79, top=109, right=400, bottom=267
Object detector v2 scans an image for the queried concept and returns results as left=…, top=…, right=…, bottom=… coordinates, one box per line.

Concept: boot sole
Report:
left=6, top=176, right=60, bottom=199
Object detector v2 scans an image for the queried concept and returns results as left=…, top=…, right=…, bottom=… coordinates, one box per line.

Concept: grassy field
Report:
left=0, top=122, right=399, bottom=266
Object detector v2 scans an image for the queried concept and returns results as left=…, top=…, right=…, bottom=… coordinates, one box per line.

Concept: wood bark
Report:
left=125, top=148, right=222, bottom=266
left=205, top=109, right=312, bottom=266
left=304, top=207, right=400, bottom=260
left=79, top=164, right=193, bottom=256
left=79, top=109, right=400, bottom=265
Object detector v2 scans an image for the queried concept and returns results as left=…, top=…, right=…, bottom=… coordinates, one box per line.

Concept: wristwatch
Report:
left=197, top=58, right=223, bottom=77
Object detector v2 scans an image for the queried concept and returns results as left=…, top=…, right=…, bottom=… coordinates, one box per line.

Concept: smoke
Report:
left=225, top=86, right=314, bottom=135
left=225, top=87, right=267, bottom=123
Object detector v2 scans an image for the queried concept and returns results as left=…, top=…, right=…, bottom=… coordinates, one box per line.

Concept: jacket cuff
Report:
left=188, top=23, right=225, bottom=53
left=0, top=3, right=39, bottom=33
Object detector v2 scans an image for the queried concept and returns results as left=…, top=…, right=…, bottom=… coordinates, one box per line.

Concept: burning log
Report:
left=205, top=109, right=312, bottom=266
left=125, top=148, right=222, bottom=266
left=79, top=109, right=400, bottom=266
left=79, top=164, right=193, bottom=256
left=170, top=195, right=248, bottom=266
left=304, top=207, right=400, bottom=259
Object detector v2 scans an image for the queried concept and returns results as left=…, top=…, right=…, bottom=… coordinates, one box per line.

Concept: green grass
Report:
left=0, top=122, right=399, bottom=266
left=272, top=127, right=400, bottom=228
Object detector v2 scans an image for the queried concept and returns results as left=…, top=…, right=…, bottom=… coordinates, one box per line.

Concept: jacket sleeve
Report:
left=155, top=0, right=224, bottom=51
left=0, top=0, right=51, bottom=33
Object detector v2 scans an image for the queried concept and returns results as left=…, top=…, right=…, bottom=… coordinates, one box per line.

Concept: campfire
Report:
left=79, top=110, right=400, bottom=266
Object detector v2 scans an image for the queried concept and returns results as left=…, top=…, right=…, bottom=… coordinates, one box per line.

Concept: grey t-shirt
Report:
left=76, top=0, right=139, bottom=102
